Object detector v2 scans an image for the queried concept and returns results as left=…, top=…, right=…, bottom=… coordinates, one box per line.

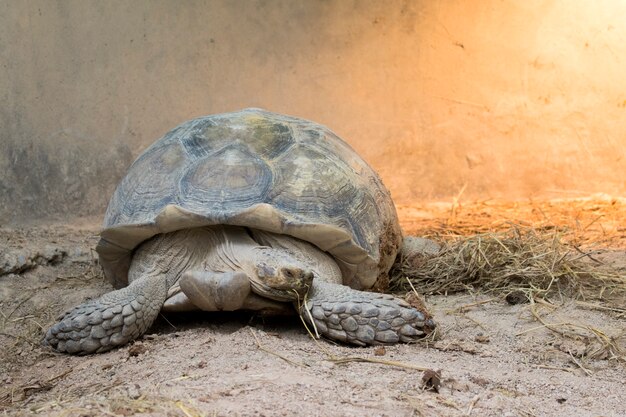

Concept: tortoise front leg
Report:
left=44, top=275, right=168, bottom=354
left=300, top=280, right=435, bottom=346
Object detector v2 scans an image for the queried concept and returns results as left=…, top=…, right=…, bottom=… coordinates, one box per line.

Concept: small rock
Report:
left=127, top=384, right=141, bottom=400
left=374, top=346, right=386, bottom=356
left=128, top=343, right=148, bottom=357
left=421, top=369, right=442, bottom=393
left=505, top=291, right=528, bottom=305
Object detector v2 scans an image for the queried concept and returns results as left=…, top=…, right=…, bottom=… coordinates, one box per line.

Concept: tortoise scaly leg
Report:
left=300, top=281, right=435, bottom=346
left=44, top=275, right=167, bottom=354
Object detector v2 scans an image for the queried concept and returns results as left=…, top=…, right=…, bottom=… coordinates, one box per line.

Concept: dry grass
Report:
left=390, top=225, right=626, bottom=307
left=22, top=394, right=209, bottom=417
left=392, top=197, right=626, bottom=308
left=397, top=195, right=626, bottom=248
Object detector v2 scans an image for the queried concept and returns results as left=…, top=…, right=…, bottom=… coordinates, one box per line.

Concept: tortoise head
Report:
left=250, top=248, right=314, bottom=302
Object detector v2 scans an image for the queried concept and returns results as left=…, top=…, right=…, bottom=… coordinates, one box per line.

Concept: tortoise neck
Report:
left=248, top=229, right=343, bottom=285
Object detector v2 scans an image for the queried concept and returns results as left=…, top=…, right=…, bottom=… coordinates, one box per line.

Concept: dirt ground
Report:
left=1, top=200, right=625, bottom=417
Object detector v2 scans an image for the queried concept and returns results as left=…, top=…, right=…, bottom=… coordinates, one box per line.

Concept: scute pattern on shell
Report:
left=97, top=109, right=401, bottom=291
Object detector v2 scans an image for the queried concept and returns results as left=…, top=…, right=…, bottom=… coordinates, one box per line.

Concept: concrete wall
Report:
left=2, top=0, right=625, bottom=223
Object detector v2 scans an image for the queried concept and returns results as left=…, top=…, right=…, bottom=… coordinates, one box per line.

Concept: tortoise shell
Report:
left=96, top=109, right=401, bottom=291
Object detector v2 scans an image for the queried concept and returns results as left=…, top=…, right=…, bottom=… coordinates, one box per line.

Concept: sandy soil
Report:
left=1, top=212, right=625, bottom=417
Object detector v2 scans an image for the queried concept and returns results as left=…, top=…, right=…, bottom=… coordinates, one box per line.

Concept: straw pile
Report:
left=390, top=197, right=626, bottom=308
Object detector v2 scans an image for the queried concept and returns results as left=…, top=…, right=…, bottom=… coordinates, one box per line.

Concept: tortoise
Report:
left=44, top=108, right=435, bottom=354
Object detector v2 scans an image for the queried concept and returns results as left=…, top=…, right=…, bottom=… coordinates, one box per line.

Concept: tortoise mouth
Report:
left=251, top=265, right=314, bottom=301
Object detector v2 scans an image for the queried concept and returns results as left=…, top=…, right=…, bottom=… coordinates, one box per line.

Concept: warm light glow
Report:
left=1, top=1, right=625, bottom=222
left=355, top=0, right=626, bottom=203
